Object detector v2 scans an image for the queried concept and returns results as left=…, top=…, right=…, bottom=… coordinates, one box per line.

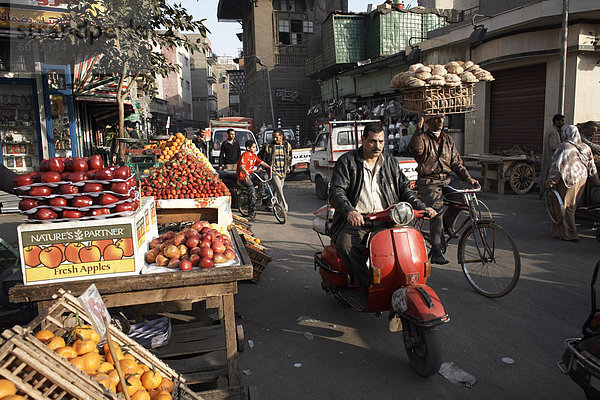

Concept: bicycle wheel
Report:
left=457, top=222, right=520, bottom=298
left=237, top=192, right=250, bottom=217
left=273, top=201, right=287, bottom=224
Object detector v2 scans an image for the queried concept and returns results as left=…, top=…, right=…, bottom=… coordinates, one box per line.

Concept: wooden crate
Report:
left=22, top=291, right=204, bottom=400
left=244, top=243, right=272, bottom=283
left=402, top=84, right=475, bottom=115
left=0, top=328, right=116, bottom=400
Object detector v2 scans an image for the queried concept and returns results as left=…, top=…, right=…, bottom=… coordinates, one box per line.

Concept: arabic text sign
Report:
left=0, top=7, right=64, bottom=29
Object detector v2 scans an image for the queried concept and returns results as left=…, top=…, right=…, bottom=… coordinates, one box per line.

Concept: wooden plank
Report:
left=9, top=264, right=253, bottom=303
left=181, top=368, right=229, bottom=385
left=223, top=293, right=240, bottom=387
left=102, top=282, right=237, bottom=308
left=164, top=350, right=227, bottom=373
left=168, top=324, right=223, bottom=342
left=153, top=334, right=226, bottom=358
left=197, top=386, right=245, bottom=400
left=157, top=208, right=218, bottom=224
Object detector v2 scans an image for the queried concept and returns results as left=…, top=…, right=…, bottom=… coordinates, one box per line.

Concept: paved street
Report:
left=235, top=172, right=597, bottom=399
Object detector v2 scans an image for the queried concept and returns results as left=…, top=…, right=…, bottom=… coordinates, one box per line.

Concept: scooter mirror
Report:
left=390, top=202, right=414, bottom=225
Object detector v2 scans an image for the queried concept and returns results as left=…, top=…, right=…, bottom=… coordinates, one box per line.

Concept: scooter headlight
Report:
left=390, top=202, right=414, bottom=226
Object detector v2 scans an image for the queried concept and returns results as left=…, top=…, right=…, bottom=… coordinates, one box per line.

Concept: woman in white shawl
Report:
left=545, top=125, right=600, bottom=241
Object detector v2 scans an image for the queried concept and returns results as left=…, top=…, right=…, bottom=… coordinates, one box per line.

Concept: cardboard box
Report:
left=155, top=196, right=232, bottom=226
left=17, top=197, right=158, bottom=285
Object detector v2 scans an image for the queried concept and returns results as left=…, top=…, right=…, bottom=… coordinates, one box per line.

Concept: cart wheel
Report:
left=237, top=324, right=245, bottom=352
left=509, top=162, right=535, bottom=195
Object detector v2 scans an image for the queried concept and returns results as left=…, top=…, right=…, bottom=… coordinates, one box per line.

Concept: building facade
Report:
left=218, top=0, right=348, bottom=144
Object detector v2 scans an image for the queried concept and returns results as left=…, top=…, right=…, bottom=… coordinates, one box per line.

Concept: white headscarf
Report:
left=548, top=125, right=597, bottom=188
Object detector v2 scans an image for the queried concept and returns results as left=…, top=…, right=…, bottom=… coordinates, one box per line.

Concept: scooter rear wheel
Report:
left=237, top=192, right=250, bottom=217
left=402, top=318, right=442, bottom=377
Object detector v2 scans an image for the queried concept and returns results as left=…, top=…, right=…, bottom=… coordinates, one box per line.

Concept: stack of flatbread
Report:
left=391, top=60, right=494, bottom=88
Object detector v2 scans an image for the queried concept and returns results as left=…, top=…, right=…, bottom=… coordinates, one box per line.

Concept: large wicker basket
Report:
left=402, top=84, right=475, bottom=114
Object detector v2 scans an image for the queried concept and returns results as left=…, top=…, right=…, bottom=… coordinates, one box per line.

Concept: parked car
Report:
left=258, top=128, right=311, bottom=175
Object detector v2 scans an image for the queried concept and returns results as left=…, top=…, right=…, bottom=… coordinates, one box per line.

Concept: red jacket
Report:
left=237, top=152, right=263, bottom=181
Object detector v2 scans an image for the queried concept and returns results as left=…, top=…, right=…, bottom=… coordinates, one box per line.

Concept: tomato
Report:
left=94, top=168, right=113, bottom=180
left=49, top=197, right=68, bottom=207
left=48, top=157, right=65, bottom=173
left=40, top=171, right=62, bottom=183
left=83, top=182, right=103, bottom=193
left=58, top=184, right=78, bottom=195
left=19, top=198, right=38, bottom=211
left=39, top=159, right=50, bottom=171
left=29, top=186, right=51, bottom=196
left=71, top=196, right=93, bottom=208
left=12, top=174, right=33, bottom=188
left=88, top=154, right=104, bottom=171
left=62, top=210, right=83, bottom=219
left=35, top=208, right=58, bottom=220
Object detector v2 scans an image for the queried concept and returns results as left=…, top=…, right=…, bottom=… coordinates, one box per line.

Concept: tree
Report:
left=47, top=0, right=208, bottom=161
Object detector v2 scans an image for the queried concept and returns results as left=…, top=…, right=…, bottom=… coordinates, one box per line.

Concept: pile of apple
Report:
left=141, top=151, right=230, bottom=200
left=12, top=155, right=139, bottom=221
left=145, top=221, right=236, bottom=270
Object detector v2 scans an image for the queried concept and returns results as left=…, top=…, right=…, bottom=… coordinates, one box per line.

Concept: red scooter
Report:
left=314, top=202, right=449, bottom=377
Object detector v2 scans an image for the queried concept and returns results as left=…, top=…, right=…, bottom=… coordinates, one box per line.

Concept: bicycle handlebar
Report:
left=251, top=168, right=273, bottom=183
left=445, top=183, right=481, bottom=194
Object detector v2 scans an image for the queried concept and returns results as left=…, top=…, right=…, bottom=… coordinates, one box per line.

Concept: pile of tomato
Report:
left=12, top=155, right=139, bottom=221
left=141, top=151, right=229, bottom=200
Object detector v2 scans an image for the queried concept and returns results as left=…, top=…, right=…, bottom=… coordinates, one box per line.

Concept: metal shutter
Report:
left=489, top=64, right=546, bottom=152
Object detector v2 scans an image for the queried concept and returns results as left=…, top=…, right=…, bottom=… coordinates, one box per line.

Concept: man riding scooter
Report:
left=329, top=123, right=436, bottom=293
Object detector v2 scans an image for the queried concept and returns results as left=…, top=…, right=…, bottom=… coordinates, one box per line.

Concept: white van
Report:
left=209, top=127, right=257, bottom=167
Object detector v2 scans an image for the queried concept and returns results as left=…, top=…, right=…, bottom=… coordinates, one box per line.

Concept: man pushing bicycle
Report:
left=409, top=114, right=479, bottom=265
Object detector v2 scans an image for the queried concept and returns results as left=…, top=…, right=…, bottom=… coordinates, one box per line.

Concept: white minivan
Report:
left=209, top=127, right=257, bottom=167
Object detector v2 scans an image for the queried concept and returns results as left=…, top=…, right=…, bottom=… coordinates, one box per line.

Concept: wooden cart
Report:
left=463, top=153, right=539, bottom=195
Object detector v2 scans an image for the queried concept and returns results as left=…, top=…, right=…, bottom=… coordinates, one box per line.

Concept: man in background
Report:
left=219, top=128, right=241, bottom=170
left=540, top=114, right=564, bottom=197
left=259, top=128, right=293, bottom=212
left=581, top=121, right=600, bottom=155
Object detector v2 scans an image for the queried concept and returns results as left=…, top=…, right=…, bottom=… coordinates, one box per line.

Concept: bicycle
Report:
left=236, top=169, right=287, bottom=224
left=414, top=185, right=521, bottom=298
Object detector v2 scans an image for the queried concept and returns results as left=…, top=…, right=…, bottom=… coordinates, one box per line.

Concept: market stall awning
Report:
left=73, top=54, right=132, bottom=105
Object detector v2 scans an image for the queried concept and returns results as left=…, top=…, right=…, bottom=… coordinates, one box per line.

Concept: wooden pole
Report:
left=103, top=315, right=131, bottom=400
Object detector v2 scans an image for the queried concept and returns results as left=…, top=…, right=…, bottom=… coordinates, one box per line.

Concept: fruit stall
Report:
left=4, top=149, right=262, bottom=399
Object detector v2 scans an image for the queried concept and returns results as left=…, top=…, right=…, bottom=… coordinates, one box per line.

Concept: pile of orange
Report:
left=0, top=378, right=26, bottom=400
left=143, top=132, right=187, bottom=164
left=34, top=326, right=174, bottom=400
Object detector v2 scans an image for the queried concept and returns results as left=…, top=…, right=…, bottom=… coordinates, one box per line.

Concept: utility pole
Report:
left=558, top=0, right=569, bottom=115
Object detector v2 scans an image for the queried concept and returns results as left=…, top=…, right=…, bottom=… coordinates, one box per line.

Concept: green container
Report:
left=321, top=14, right=366, bottom=68
left=365, top=10, right=447, bottom=59
left=305, top=54, right=323, bottom=76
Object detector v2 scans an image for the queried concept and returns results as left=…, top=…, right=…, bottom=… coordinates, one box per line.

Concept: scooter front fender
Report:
left=391, top=284, right=449, bottom=327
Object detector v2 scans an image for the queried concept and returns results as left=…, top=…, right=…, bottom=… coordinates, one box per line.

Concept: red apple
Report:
left=110, top=182, right=129, bottom=194
left=202, top=232, right=214, bottom=242
left=164, top=231, right=175, bottom=240
left=173, top=234, right=185, bottom=246
left=65, top=172, right=87, bottom=182
left=148, top=239, right=162, bottom=249
left=212, top=253, right=227, bottom=264
left=12, top=174, right=33, bottom=187
left=186, top=237, right=200, bottom=249
left=49, top=197, right=68, bottom=207
left=224, top=249, right=236, bottom=260
left=90, top=208, right=110, bottom=216
left=115, top=202, right=136, bottom=212
left=62, top=209, right=83, bottom=219
left=179, top=260, right=193, bottom=271
left=35, top=208, right=57, bottom=220
left=190, top=254, right=201, bottom=267
left=98, top=193, right=119, bottom=205
left=40, top=171, right=62, bottom=183
left=83, top=182, right=103, bottom=193
left=156, top=254, right=169, bottom=267
left=113, top=166, right=132, bottom=180
left=200, top=257, right=214, bottom=268
left=71, top=157, right=88, bottom=172
left=200, top=227, right=211, bottom=235
left=211, top=241, right=226, bottom=254
left=48, top=157, right=64, bottom=173
left=190, top=247, right=202, bottom=256
left=72, top=196, right=93, bottom=208
left=39, top=159, right=50, bottom=171
left=94, top=168, right=113, bottom=180
left=29, top=186, right=51, bottom=196
left=146, top=249, right=158, bottom=263
left=177, top=244, right=188, bottom=257
left=167, top=258, right=180, bottom=269
left=19, top=198, right=38, bottom=211
left=58, top=184, right=78, bottom=195
left=88, top=154, right=104, bottom=170
left=185, top=229, right=199, bottom=239
left=191, top=221, right=203, bottom=231
left=200, top=240, right=212, bottom=248
left=200, top=246, right=213, bottom=259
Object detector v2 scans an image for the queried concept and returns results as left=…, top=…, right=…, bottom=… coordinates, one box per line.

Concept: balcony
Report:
left=207, top=72, right=217, bottom=84
left=207, top=52, right=217, bottom=65
left=275, top=45, right=308, bottom=66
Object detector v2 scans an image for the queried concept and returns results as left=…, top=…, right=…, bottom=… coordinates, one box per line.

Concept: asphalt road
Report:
left=234, top=173, right=598, bottom=400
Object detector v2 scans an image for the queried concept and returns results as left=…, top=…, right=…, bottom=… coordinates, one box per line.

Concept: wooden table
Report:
left=463, top=153, right=539, bottom=195
left=8, top=230, right=253, bottom=398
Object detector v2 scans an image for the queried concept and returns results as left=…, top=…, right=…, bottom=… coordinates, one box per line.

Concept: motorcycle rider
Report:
left=329, top=123, right=436, bottom=293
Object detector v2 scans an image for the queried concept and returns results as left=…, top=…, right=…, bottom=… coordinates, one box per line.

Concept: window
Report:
left=337, top=130, right=356, bottom=146
left=303, top=21, right=313, bottom=33
left=186, top=80, right=190, bottom=90
left=223, top=84, right=228, bottom=89
left=278, top=19, right=289, bottom=33
left=291, top=33, right=302, bottom=44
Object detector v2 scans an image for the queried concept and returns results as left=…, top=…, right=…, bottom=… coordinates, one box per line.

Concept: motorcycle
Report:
left=559, top=261, right=600, bottom=399
left=314, top=202, right=449, bottom=377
